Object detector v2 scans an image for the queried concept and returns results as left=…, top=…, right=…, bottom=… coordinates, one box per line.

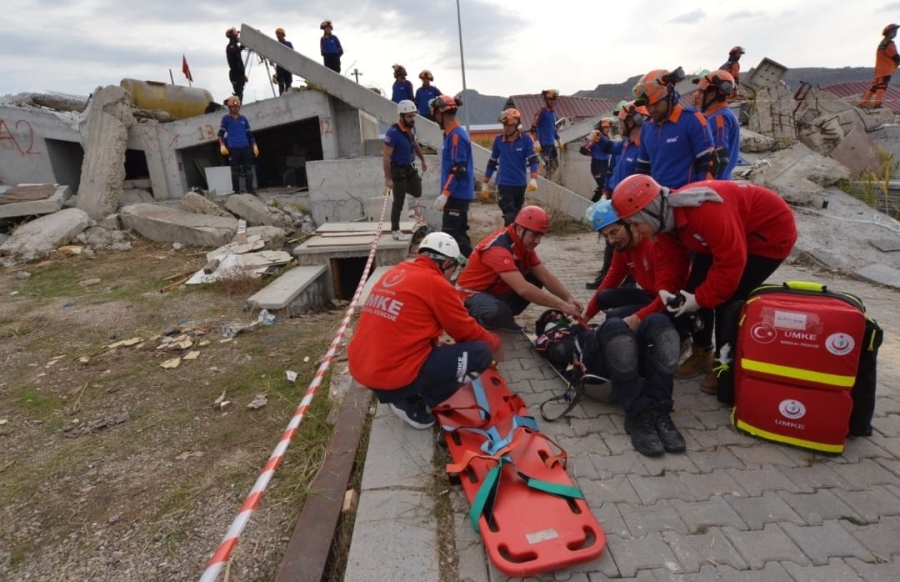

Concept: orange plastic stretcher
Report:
left=433, top=368, right=606, bottom=577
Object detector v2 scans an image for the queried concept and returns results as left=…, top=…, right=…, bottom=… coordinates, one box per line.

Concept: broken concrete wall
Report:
left=747, top=84, right=797, bottom=145
left=0, top=104, right=83, bottom=188
left=745, top=142, right=849, bottom=205
left=76, top=86, right=134, bottom=219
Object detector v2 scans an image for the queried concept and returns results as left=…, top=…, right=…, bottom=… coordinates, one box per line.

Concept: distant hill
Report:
left=458, top=66, right=898, bottom=125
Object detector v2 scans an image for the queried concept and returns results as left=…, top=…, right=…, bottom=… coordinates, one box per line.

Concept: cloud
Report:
left=726, top=10, right=766, bottom=19
left=669, top=9, right=706, bottom=24
left=882, top=2, right=900, bottom=11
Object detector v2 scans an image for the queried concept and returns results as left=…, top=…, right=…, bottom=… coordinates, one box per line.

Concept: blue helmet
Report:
left=586, top=199, right=620, bottom=232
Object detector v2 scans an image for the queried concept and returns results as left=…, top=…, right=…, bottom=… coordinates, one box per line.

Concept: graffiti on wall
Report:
left=0, top=119, right=42, bottom=156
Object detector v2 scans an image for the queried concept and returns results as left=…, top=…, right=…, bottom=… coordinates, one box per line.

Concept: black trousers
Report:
left=442, top=197, right=472, bottom=257
left=496, top=184, right=525, bottom=226
left=323, top=54, right=341, bottom=73
left=389, top=165, right=422, bottom=231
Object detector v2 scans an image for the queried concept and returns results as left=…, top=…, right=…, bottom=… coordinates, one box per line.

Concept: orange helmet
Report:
left=275, top=28, right=285, bottom=36
left=498, top=108, right=521, bottom=125
left=225, top=96, right=241, bottom=107
left=542, top=89, right=559, bottom=100
left=729, top=45, right=746, bottom=55
left=611, top=175, right=663, bottom=220
left=226, top=28, right=239, bottom=38
left=695, top=70, right=735, bottom=96
left=419, top=69, right=433, bottom=81
left=633, top=69, right=672, bottom=106
left=617, top=101, right=648, bottom=122
left=320, top=20, right=333, bottom=30
left=514, top=206, right=550, bottom=234
left=884, top=24, right=900, bottom=35
left=392, top=64, right=407, bottom=78
left=429, top=95, right=460, bottom=114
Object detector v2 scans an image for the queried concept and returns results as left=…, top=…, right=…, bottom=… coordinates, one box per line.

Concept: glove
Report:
left=589, top=130, right=601, bottom=142
left=252, top=143, right=259, bottom=158
left=661, top=290, right=699, bottom=317
left=481, top=183, right=490, bottom=200
left=527, top=178, right=537, bottom=192
left=557, top=139, right=565, bottom=152
left=434, top=192, right=448, bottom=211
left=220, top=144, right=229, bottom=156
left=533, top=142, right=542, bottom=154
left=383, top=187, right=392, bottom=200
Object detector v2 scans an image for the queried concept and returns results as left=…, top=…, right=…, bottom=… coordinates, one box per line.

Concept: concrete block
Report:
left=746, top=142, right=850, bottom=205
left=854, top=263, right=900, bottom=288
left=0, top=207, right=91, bottom=261
left=832, top=485, right=900, bottom=523
left=246, top=265, right=326, bottom=310
left=740, top=128, right=776, bottom=153
left=780, top=490, right=860, bottom=525
left=177, top=191, right=233, bottom=218
left=360, top=402, right=434, bottom=490
left=621, top=500, right=689, bottom=536
left=223, top=193, right=281, bottom=226
left=0, top=184, right=71, bottom=218
left=119, top=203, right=238, bottom=247
left=603, top=532, right=681, bottom=577
left=830, top=126, right=884, bottom=178
left=670, top=497, right=748, bottom=533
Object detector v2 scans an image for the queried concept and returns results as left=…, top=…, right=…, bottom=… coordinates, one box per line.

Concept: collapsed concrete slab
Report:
left=0, top=184, right=71, bottom=218
left=748, top=84, right=797, bottom=144
left=119, top=203, right=238, bottom=247
left=0, top=207, right=91, bottom=261
left=740, top=129, right=776, bottom=153
left=76, top=86, right=134, bottom=219
left=178, top=191, right=234, bottom=218
left=829, top=126, right=884, bottom=177
left=745, top=142, right=850, bottom=204
left=223, top=194, right=283, bottom=227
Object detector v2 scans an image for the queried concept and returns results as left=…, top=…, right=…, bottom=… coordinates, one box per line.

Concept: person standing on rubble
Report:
left=274, top=28, right=294, bottom=95
left=482, top=108, right=539, bottom=226
left=415, top=70, right=442, bottom=121
left=861, top=24, right=900, bottom=109
left=348, top=232, right=501, bottom=430
left=391, top=64, right=415, bottom=104
left=225, top=28, right=247, bottom=103
left=719, top=46, right=745, bottom=100
left=383, top=100, right=427, bottom=241
left=431, top=95, right=474, bottom=257
left=530, top=89, right=564, bottom=178
left=320, top=20, right=343, bottom=73
left=693, top=70, right=741, bottom=179
left=218, top=96, right=259, bottom=196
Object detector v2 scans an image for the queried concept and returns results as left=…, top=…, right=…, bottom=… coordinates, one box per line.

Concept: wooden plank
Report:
left=274, top=380, right=372, bottom=582
left=305, top=235, right=376, bottom=247
left=315, top=220, right=417, bottom=234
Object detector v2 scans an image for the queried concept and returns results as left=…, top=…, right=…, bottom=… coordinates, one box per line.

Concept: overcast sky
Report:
left=4, top=1, right=900, bottom=104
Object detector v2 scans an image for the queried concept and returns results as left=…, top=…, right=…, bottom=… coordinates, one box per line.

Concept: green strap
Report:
left=470, top=465, right=501, bottom=532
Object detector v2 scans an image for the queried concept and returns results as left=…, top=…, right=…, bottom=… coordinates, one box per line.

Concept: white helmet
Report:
left=397, top=100, right=417, bottom=116
left=418, top=232, right=464, bottom=263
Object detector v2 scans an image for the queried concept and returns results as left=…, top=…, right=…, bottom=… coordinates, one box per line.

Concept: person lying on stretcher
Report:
left=532, top=309, right=687, bottom=457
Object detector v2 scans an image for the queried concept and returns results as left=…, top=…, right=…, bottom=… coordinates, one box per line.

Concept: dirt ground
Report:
left=0, top=239, right=349, bottom=580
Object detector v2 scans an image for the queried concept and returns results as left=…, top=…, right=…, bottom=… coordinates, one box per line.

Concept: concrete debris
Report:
left=0, top=207, right=92, bottom=262
left=747, top=83, right=797, bottom=145
left=15, top=271, right=31, bottom=280
left=119, top=203, right=238, bottom=247
left=739, top=129, right=776, bottom=153
left=247, top=394, right=268, bottom=410
left=224, top=194, right=287, bottom=227
left=178, top=191, right=234, bottom=218
left=120, top=188, right=155, bottom=207
left=828, top=126, right=884, bottom=177
left=76, top=86, right=135, bottom=219
left=0, top=184, right=72, bottom=219
left=747, top=142, right=850, bottom=205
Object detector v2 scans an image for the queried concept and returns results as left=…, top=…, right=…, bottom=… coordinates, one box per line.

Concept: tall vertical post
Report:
left=456, top=0, right=470, bottom=133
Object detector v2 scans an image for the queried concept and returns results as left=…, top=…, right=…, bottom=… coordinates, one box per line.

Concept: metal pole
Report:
left=455, top=0, right=470, bottom=133
left=169, top=69, right=175, bottom=85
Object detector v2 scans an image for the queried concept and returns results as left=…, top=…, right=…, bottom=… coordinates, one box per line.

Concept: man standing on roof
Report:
left=694, top=70, right=741, bottom=179
left=320, top=20, right=343, bottom=73
left=579, top=117, right=616, bottom=203
left=348, top=232, right=501, bottom=430
left=415, top=70, right=442, bottom=121
left=218, top=96, right=259, bottom=196
left=611, top=175, right=797, bottom=395
left=482, top=108, right=539, bottom=226
left=531, top=89, right=564, bottom=178
left=383, top=100, right=427, bottom=241
left=456, top=206, right=583, bottom=332
left=391, top=64, right=415, bottom=104
left=431, top=95, right=474, bottom=257
left=225, top=28, right=247, bottom=103
left=274, top=28, right=294, bottom=95
left=719, top=46, right=745, bottom=100
left=861, top=25, right=900, bottom=109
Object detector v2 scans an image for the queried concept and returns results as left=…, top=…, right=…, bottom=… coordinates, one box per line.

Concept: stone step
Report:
left=246, top=265, right=327, bottom=312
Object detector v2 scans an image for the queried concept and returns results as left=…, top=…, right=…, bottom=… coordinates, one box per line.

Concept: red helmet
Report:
left=611, top=175, right=663, bottom=220
left=226, top=28, right=239, bottom=38
left=632, top=69, right=671, bottom=106
left=320, top=20, right=333, bottom=30
left=419, top=69, right=433, bottom=81
left=729, top=45, right=746, bottom=55
left=884, top=24, right=900, bottom=35
left=498, top=108, right=521, bottom=125
left=514, top=205, right=550, bottom=234
left=429, top=95, right=460, bottom=113
left=695, top=70, right=735, bottom=96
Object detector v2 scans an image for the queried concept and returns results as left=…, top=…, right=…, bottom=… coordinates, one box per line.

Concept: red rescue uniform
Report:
left=455, top=225, right=541, bottom=298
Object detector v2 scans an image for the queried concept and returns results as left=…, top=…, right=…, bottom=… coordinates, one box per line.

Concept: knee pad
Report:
left=465, top=294, right=514, bottom=331
left=643, top=316, right=680, bottom=375
left=593, top=321, right=638, bottom=380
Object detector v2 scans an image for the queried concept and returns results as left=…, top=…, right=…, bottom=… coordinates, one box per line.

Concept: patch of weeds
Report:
left=0, top=314, right=48, bottom=339
left=654, top=468, right=667, bottom=477
left=694, top=523, right=712, bottom=535
left=844, top=149, right=898, bottom=215
left=13, top=386, right=64, bottom=415
left=431, top=435, right=460, bottom=582
left=205, top=269, right=270, bottom=299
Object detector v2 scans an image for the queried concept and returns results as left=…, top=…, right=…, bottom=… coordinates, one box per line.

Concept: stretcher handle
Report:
left=782, top=281, right=826, bottom=293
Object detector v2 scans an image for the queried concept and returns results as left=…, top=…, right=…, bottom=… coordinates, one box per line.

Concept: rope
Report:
left=199, top=193, right=392, bottom=582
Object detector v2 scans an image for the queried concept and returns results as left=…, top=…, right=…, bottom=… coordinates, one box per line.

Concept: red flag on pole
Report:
left=182, top=55, right=193, bottom=83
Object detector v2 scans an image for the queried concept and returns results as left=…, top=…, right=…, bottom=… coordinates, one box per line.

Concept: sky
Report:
left=3, top=1, right=900, bottom=105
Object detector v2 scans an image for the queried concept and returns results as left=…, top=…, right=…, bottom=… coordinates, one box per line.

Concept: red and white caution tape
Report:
left=200, top=193, right=393, bottom=582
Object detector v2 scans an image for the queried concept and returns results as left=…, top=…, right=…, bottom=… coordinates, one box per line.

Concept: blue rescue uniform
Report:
left=636, top=104, right=715, bottom=189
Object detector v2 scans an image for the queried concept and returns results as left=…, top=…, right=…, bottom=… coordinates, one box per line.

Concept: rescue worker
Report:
left=348, top=233, right=500, bottom=429
left=383, top=100, right=427, bottom=240
left=632, top=67, right=717, bottom=190
left=693, top=70, right=741, bottom=179
left=320, top=20, right=343, bottom=73
left=530, top=89, right=564, bottom=178
left=456, top=206, right=583, bottom=332
left=225, top=28, right=247, bottom=103
left=391, top=64, right=415, bottom=104
left=218, top=96, right=259, bottom=196
left=861, top=24, right=900, bottom=109
left=534, top=308, right=686, bottom=457
left=719, top=46, right=745, bottom=100
left=611, top=175, right=798, bottom=393
left=585, top=101, right=649, bottom=290
left=274, top=28, right=294, bottom=95
left=579, top=117, right=615, bottom=203
left=431, top=95, right=474, bottom=257
left=482, top=108, right=539, bottom=226
left=414, top=70, right=442, bottom=121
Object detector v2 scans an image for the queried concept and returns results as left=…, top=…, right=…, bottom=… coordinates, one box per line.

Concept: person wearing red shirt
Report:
left=861, top=24, right=900, bottom=109
left=348, top=233, right=500, bottom=429
left=612, top=176, right=797, bottom=392
left=456, top=206, right=582, bottom=331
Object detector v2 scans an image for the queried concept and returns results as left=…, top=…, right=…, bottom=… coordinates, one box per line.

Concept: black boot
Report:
left=624, top=409, right=665, bottom=456
left=653, top=408, right=686, bottom=453
left=585, top=271, right=606, bottom=290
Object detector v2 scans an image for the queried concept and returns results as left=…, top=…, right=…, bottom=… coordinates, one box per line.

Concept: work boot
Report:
left=675, top=346, right=713, bottom=379
left=624, top=409, right=665, bottom=456
left=653, top=408, right=686, bottom=453
left=678, top=337, right=693, bottom=362
left=585, top=271, right=606, bottom=290
left=699, top=371, right=718, bottom=394
left=391, top=230, right=410, bottom=241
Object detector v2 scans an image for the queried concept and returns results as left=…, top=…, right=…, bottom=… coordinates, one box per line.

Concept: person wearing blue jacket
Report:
left=390, top=64, right=415, bottom=103
left=415, top=70, right=442, bottom=120
left=431, top=95, right=474, bottom=257
left=530, top=89, right=563, bottom=178
left=482, top=108, right=540, bottom=226
left=217, top=96, right=259, bottom=195
left=320, top=20, right=343, bottom=73
left=693, top=70, right=741, bottom=179
left=579, top=117, right=615, bottom=203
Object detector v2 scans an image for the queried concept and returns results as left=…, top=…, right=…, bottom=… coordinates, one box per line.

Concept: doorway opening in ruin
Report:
left=45, top=139, right=84, bottom=195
